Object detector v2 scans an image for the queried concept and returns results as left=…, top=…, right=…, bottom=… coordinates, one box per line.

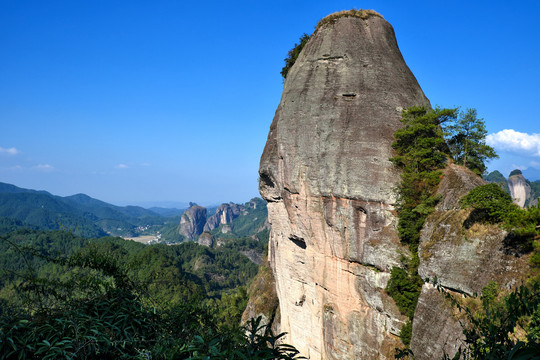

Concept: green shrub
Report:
left=399, top=320, right=413, bottom=347
left=460, top=183, right=514, bottom=224
left=0, top=247, right=302, bottom=359
left=509, top=169, right=523, bottom=177
left=281, top=33, right=310, bottom=79
left=386, top=267, right=423, bottom=319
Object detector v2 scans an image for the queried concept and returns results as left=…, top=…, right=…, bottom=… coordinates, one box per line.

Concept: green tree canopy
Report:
left=444, top=108, right=498, bottom=175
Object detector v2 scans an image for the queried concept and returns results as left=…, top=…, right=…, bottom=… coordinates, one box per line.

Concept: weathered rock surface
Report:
left=418, top=165, right=526, bottom=296
left=508, top=173, right=532, bottom=208
left=253, top=10, right=430, bottom=359
left=241, top=259, right=280, bottom=331
left=204, top=203, right=244, bottom=232
left=178, top=205, right=207, bottom=240
left=412, top=164, right=530, bottom=359
left=410, top=285, right=465, bottom=359
left=198, top=231, right=214, bottom=247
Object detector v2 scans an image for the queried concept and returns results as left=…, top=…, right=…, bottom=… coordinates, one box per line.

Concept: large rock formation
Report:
left=485, top=169, right=539, bottom=208
left=198, top=231, right=214, bottom=247
left=246, top=9, right=535, bottom=359
left=255, top=10, right=430, bottom=359
left=508, top=172, right=532, bottom=208
left=204, top=203, right=244, bottom=232
left=178, top=205, right=207, bottom=240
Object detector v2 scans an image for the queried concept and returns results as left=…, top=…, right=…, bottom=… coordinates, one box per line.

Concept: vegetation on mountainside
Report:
left=389, top=105, right=501, bottom=350
left=510, top=169, right=524, bottom=177
left=281, top=33, right=310, bottom=80
left=0, top=184, right=166, bottom=238
left=484, top=170, right=507, bottom=183
left=484, top=170, right=511, bottom=194
left=460, top=183, right=514, bottom=224
left=210, top=199, right=269, bottom=241
left=0, top=239, right=301, bottom=359
left=434, top=280, right=540, bottom=359
left=461, top=183, right=540, bottom=241
left=444, top=108, right=498, bottom=176
left=387, top=106, right=454, bottom=345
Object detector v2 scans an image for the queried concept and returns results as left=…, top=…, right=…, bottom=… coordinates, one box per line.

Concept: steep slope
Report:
left=411, top=164, right=531, bottom=359
left=204, top=203, right=244, bottom=232
left=174, top=198, right=269, bottom=243
left=254, top=10, right=430, bottom=359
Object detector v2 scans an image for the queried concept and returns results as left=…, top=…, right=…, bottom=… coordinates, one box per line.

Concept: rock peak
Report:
left=254, top=11, right=430, bottom=360
left=316, top=9, right=383, bottom=31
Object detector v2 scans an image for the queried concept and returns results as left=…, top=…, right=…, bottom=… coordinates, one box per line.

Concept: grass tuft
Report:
left=316, top=9, right=383, bottom=30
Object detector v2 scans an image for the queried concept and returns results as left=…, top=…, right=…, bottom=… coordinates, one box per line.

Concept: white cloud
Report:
left=486, top=129, right=540, bottom=157
left=116, top=164, right=129, bottom=169
left=511, top=164, right=528, bottom=171
left=33, top=164, right=54, bottom=172
left=0, top=146, right=19, bottom=155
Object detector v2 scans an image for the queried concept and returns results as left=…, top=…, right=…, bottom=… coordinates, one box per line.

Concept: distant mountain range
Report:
left=0, top=182, right=166, bottom=237
left=485, top=169, right=540, bottom=207
left=0, top=182, right=268, bottom=243
left=173, top=199, right=269, bottom=246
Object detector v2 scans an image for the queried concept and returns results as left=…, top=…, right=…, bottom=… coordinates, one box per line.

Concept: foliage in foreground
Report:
left=0, top=244, right=302, bottom=359
left=395, top=281, right=540, bottom=359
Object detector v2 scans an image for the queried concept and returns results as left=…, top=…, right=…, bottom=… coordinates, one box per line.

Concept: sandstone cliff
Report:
left=508, top=172, right=532, bottom=208
left=198, top=231, right=214, bottom=247
left=253, top=10, right=430, bottom=359
left=246, top=9, right=532, bottom=360
left=485, top=169, right=539, bottom=208
left=204, top=203, right=244, bottom=232
left=178, top=205, right=207, bottom=240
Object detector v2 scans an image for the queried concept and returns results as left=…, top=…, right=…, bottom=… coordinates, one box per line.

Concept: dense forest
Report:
left=0, top=228, right=302, bottom=359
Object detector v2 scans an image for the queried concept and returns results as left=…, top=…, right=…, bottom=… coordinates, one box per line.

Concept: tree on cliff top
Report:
left=281, top=33, right=310, bottom=80
left=444, top=108, right=498, bottom=176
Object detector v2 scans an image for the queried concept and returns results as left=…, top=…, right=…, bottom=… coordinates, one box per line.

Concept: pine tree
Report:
left=444, top=108, right=498, bottom=175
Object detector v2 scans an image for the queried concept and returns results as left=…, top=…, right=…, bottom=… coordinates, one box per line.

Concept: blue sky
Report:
left=1, top=0, right=539, bottom=206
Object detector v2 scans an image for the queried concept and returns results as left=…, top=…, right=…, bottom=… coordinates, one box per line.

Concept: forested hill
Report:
left=0, top=182, right=164, bottom=237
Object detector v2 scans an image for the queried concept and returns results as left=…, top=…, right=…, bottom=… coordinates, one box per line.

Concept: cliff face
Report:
left=508, top=173, right=532, bottom=208
left=412, top=164, right=530, bottom=359
left=178, top=205, right=207, bottom=240
left=204, top=203, right=244, bottom=232
left=256, top=11, right=430, bottom=359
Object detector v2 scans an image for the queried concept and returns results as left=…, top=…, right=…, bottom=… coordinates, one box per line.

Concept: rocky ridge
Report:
left=177, top=199, right=268, bottom=242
